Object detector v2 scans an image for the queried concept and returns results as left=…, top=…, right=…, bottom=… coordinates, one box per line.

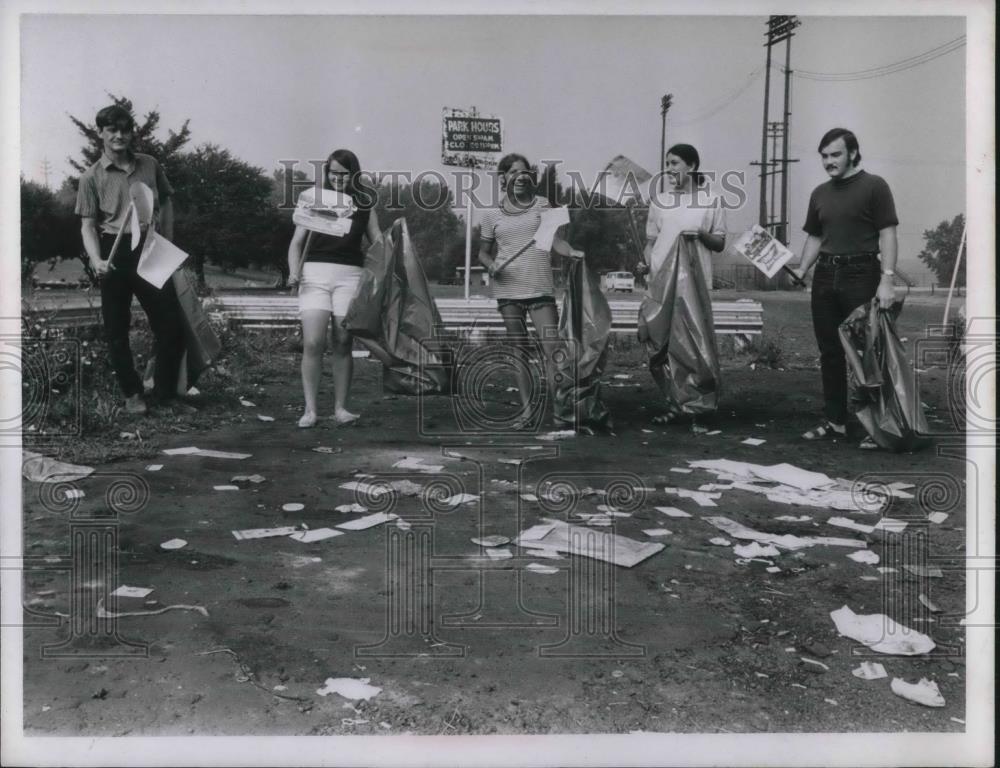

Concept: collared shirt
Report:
left=75, top=152, right=173, bottom=235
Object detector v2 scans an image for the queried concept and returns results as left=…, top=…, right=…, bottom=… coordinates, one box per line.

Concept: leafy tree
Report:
left=20, top=177, right=81, bottom=284
left=374, top=178, right=464, bottom=280
left=917, top=214, right=965, bottom=286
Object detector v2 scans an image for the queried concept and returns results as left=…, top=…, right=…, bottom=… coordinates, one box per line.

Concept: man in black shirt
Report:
left=793, top=128, right=899, bottom=444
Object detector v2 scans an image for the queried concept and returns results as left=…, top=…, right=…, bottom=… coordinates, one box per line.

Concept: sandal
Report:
left=859, top=435, right=880, bottom=450
left=801, top=421, right=846, bottom=441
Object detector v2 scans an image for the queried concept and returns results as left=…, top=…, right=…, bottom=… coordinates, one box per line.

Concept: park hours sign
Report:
left=442, top=107, right=502, bottom=168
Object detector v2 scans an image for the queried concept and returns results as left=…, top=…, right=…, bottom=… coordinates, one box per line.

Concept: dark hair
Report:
left=323, top=148, right=362, bottom=194
left=818, top=128, right=861, bottom=166
left=95, top=105, right=135, bottom=132
left=665, top=143, right=705, bottom=185
left=497, top=152, right=536, bottom=191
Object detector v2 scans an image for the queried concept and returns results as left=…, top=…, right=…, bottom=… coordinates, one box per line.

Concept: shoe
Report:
left=859, top=435, right=880, bottom=450
left=125, top=394, right=147, bottom=415
left=802, top=421, right=846, bottom=440
left=298, top=412, right=318, bottom=429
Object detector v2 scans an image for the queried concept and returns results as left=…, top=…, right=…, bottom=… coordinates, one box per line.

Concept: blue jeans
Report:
left=810, top=257, right=880, bottom=424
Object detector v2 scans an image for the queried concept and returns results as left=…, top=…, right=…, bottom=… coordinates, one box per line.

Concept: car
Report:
left=603, top=271, right=635, bottom=292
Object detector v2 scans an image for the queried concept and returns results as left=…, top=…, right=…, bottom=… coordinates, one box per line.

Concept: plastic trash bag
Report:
left=637, top=235, right=720, bottom=415
left=343, top=218, right=452, bottom=395
left=838, top=299, right=930, bottom=452
left=552, top=256, right=613, bottom=430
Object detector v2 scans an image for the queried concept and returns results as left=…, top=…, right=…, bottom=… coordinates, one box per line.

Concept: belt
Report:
left=818, top=252, right=878, bottom=267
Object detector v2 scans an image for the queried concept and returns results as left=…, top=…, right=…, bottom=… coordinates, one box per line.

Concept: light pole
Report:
left=659, top=94, right=673, bottom=193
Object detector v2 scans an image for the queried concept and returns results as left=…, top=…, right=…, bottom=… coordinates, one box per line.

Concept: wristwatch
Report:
left=881, top=269, right=895, bottom=276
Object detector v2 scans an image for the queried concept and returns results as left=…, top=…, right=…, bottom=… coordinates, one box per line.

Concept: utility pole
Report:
left=753, top=15, right=800, bottom=240
left=41, top=157, right=52, bottom=190
left=659, top=94, right=673, bottom=193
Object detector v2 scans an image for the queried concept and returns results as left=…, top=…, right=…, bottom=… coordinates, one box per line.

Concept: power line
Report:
left=673, top=67, right=764, bottom=126
left=783, top=35, right=965, bottom=81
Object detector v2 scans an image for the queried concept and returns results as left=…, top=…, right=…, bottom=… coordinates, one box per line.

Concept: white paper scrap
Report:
left=520, top=493, right=539, bottom=502
left=112, top=585, right=153, bottom=599
left=256, top=414, right=275, bottom=422
left=282, top=503, right=305, bottom=512
left=232, top=474, right=266, bottom=484
left=518, top=523, right=557, bottom=542
left=734, top=542, right=781, bottom=558
left=642, top=529, right=673, bottom=537
left=535, top=430, right=577, bottom=441
left=444, top=493, right=479, bottom=507
left=918, top=593, right=941, bottom=613
left=290, top=528, right=344, bottom=543
left=392, top=457, right=444, bottom=473
left=213, top=485, right=240, bottom=492
left=239, top=399, right=256, bottom=407
left=486, top=547, right=513, bottom=560
left=662, top=487, right=719, bottom=507
left=669, top=467, right=692, bottom=474
left=472, top=535, right=511, bottom=548
left=335, top=512, right=398, bottom=531
left=531, top=206, right=571, bottom=251
left=232, top=526, right=299, bottom=541
left=709, top=537, right=731, bottom=546
left=334, top=503, right=368, bottom=514
left=741, top=438, right=766, bottom=446
left=828, top=516, right=875, bottom=534
left=163, top=447, right=251, bottom=459
left=159, top=539, right=187, bottom=550
left=525, top=562, right=560, bottom=575
left=874, top=518, right=908, bottom=534
left=316, top=677, right=382, bottom=700
left=655, top=506, right=692, bottom=518
left=890, top=677, right=945, bottom=707
left=339, top=481, right=391, bottom=497
left=848, top=550, right=880, bottom=565
left=852, top=661, right=888, bottom=680
left=775, top=515, right=813, bottom=523
left=830, top=605, right=935, bottom=655
left=146, top=464, right=163, bottom=471
left=927, top=512, right=949, bottom=525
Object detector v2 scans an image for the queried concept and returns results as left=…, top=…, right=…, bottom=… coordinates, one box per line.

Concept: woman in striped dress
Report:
left=477, top=153, right=580, bottom=428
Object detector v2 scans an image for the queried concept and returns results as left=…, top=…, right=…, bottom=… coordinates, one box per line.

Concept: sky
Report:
left=19, top=12, right=969, bottom=277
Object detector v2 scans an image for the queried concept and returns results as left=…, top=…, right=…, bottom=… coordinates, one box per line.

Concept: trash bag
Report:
left=552, top=256, right=613, bottom=431
left=838, top=299, right=930, bottom=452
left=637, top=235, right=720, bottom=415
left=343, top=218, right=452, bottom=395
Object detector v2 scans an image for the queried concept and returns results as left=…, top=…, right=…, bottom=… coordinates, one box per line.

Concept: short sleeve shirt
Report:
left=802, top=170, right=898, bottom=254
left=646, top=184, right=727, bottom=285
left=75, top=152, right=173, bottom=235
left=479, top=197, right=554, bottom=299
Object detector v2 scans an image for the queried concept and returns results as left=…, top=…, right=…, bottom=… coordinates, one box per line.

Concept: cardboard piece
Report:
left=731, top=224, right=795, bottom=279
left=852, top=662, right=889, bottom=681
left=741, top=437, right=766, bottom=446
left=848, top=550, right=880, bottom=565
left=513, top=519, right=664, bottom=568
left=163, top=447, right=251, bottom=459
left=232, top=526, right=299, bottom=541
left=112, top=585, right=153, bottom=599
left=532, top=206, right=571, bottom=251
left=137, top=232, right=189, bottom=289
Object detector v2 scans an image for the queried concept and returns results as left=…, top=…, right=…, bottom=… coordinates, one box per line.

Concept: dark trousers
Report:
left=99, top=232, right=185, bottom=400
left=810, top=258, right=880, bottom=424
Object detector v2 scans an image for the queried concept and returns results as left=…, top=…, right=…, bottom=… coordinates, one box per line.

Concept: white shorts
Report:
left=298, top=262, right=363, bottom=316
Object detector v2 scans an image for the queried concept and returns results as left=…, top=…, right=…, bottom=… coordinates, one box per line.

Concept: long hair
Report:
left=666, top=143, right=705, bottom=186
left=323, top=148, right=362, bottom=195
left=497, top=152, right=536, bottom=192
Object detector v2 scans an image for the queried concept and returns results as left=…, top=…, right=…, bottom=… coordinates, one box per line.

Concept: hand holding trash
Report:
left=876, top=275, right=897, bottom=307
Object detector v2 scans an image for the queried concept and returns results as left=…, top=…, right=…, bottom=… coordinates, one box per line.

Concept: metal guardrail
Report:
left=21, top=294, right=765, bottom=338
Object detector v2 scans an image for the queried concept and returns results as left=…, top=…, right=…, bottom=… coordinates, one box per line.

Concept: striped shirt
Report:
left=75, top=152, right=173, bottom=235
left=479, top=197, right=554, bottom=299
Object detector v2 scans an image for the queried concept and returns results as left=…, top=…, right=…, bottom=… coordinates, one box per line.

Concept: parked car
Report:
left=603, top=271, right=635, bottom=292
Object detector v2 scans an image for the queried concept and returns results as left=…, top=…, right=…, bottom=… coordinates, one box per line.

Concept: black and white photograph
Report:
left=1, top=1, right=994, bottom=766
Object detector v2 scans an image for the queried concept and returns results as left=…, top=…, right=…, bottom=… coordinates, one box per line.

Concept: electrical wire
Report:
left=673, top=66, right=765, bottom=126
left=782, top=35, right=965, bottom=81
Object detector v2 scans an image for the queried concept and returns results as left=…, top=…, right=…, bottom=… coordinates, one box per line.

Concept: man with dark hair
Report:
left=76, top=104, right=186, bottom=415
left=793, top=127, right=898, bottom=445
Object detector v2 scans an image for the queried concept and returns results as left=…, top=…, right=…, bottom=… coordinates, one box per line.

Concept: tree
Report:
left=374, top=178, right=464, bottom=280
left=917, top=214, right=965, bottom=286
left=20, top=177, right=80, bottom=284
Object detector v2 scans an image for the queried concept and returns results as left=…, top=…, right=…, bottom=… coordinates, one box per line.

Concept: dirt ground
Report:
left=20, top=292, right=970, bottom=737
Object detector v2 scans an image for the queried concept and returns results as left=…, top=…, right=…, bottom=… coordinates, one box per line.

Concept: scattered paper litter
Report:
left=709, top=537, right=731, bottom=546
left=801, top=657, right=830, bottom=671
left=22, top=451, right=94, bottom=483
left=312, top=446, right=341, bottom=454
left=734, top=542, right=780, bottom=558
left=159, top=539, right=187, bottom=550
left=669, top=467, right=692, bottom=474
left=525, top=562, right=559, bottom=574
left=257, top=414, right=275, bottom=422
left=162, top=447, right=251, bottom=460
left=927, top=512, right=949, bottom=525
left=874, top=518, right=908, bottom=534
left=848, top=550, right=880, bottom=565
left=741, top=438, right=766, bottom=446
left=334, top=503, right=368, bottom=514
left=522, top=548, right=564, bottom=560
left=748, top=463, right=834, bottom=491
left=890, top=677, right=945, bottom=708
left=239, top=399, right=256, bottom=407
left=336, top=512, right=398, bottom=531
left=656, top=506, right=692, bottom=518
left=612, top=374, right=632, bottom=380
left=877, top=567, right=897, bottom=574
left=704, top=516, right=867, bottom=551
left=146, top=464, right=163, bottom=471
left=918, top=594, right=940, bottom=613
left=518, top=523, right=557, bottom=542
left=950, top=717, right=965, bottom=725
left=663, top=487, right=719, bottom=507
left=535, top=430, right=576, bottom=441
left=214, top=485, right=240, bottom=491
left=520, top=493, right=539, bottom=502
left=889, top=482, right=915, bottom=491
left=827, top=516, right=875, bottom=534
left=499, top=458, right=523, bottom=465
left=642, top=529, right=673, bottom=537
left=765, top=566, right=782, bottom=574
left=290, top=528, right=344, bottom=543
left=852, top=662, right=888, bottom=680
left=233, top=526, right=299, bottom=541
left=472, top=535, right=510, bottom=547
left=513, top=519, right=664, bottom=568
left=63, top=489, right=85, bottom=499
left=904, top=564, right=944, bottom=579
left=390, top=479, right=424, bottom=497
left=111, top=585, right=153, bottom=599
left=775, top=515, right=813, bottom=523
left=705, top=430, right=722, bottom=436
left=395, top=519, right=412, bottom=531
left=392, top=457, right=444, bottom=473
left=486, top=547, right=513, bottom=560
left=443, top=493, right=479, bottom=507
left=232, top=474, right=266, bottom=484
left=316, top=677, right=382, bottom=700
left=282, top=502, right=305, bottom=512
left=829, top=605, right=935, bottom=655
left=339, top=480, right=391, bottom=497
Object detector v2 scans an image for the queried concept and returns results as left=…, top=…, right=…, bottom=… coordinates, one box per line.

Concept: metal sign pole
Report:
left=464, top=195, right=472, bottom=301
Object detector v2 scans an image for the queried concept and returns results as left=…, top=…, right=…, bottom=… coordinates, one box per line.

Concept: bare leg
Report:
left=527, top=302, right=560, bottom=411
left=299, top=310, right=330, bottom=427
left=330, top=317, right=358, bottom=423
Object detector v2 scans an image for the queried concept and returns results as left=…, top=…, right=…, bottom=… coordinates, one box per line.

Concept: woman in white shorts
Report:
left=287, top=148, right=381, bottom=428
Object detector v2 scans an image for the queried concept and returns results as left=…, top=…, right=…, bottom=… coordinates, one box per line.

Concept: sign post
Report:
left=442, top=107, right=502, bottom=301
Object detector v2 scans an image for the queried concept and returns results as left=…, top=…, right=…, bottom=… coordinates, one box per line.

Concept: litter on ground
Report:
left=775, top=515, right=813, bottom=523
left=335, top=512, right=399, bottom=531
left=741, top=438, right=766, bottom=446
left=709, top=537, right=731, bottom=546
left=890, top=677, right=945, bottom=708
left=159, top=539, right=187, bottom=550
left=800, top=657, right=830, bottom=671
left=734, top=542, right=780, bottom=558
left=903, top=564, right=944, bottom=578
left=111, top=585, right=153, bottom=599
left=232, top=526, right=299, bottom=541
left=214, top=485, right=240, bottom=491
left=486, top=547, right=513, bottom=560
left=146, top=464, right=163, bottom=471
left=312, top=447, right=341, bottom=454
left=335, top=503, right=368, bottom=514
left=22, top=452, right=94, bottom=483
left=642, top=529, right=673, bottom=537
left=927, top=512, right=949, bottom=524
left=316, top=677, right=382, bottom=700
left=525, top=563, right=560, bottom=574
left=520, top=493, right=539, bottom=502
left=513, top=519, right=664, bottom=568
left=656, top=506, right=692, bottom=518
left=282, top=503, right=305, bottom=512
left=535, top=430, right=577, bottom=441
left=663, top=487, right=719, bottom=507
left=232, top=474, right=266, bottom=484
left=97, top=600, right=208, bottom=619
left=827, top=516, right=875, bottom=534
left=918, top=594, right=941, bottom=612
left=392, top=457, right=444, bottom=472
left=443, top=493, right=479, bottom=507
left=669, top=467, right=692, bottom=474
left=873, top=518, right=908, bottom=534
left=162, top=447, right=251, bottom=459
left=829, top=605, right=935, bottom=655
left=290, top=528, right=344, bottom=543
left=472, top=535, right=510, bottom=547
left=852, top=661, right=888, bottom=680
left=256, top=415, right=275, bottom=422
left=847, top=550, right=880, bottom=565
